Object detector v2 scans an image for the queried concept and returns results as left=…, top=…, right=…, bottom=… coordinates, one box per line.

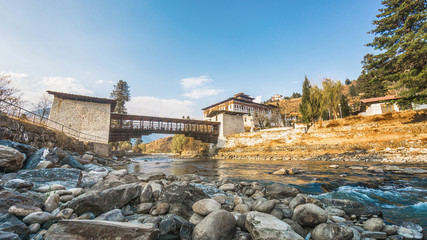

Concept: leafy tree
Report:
left=0, top=74, right=22, bottom=110
left=322, top=79, right=342, bottom=119
left=110, top=80, right=131, bottom=114
left=360, top=0, right=427, bottom=101
left=349, top=85, right=358, bottom=97
left=291, top=92, right=302, bottom=98
left=345, top=79, right=351, bottom=85
left=356, top=71, right=387, bottom=98
left=138, top=143, right=147, bottom=152
left=308, top=86, right=323, bottom=122
left=339, top=95, right=351, bottom=118
left=299, top=76, right=311, bottom=123
left=171, top=134, right=187, bottom=154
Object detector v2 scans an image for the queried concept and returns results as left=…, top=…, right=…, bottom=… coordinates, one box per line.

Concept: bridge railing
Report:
left=0, top=99, right=108, bottom=143
left=110, top=119, right=218, bottom=134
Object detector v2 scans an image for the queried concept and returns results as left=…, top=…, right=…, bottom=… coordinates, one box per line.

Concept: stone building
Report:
left=202, top=93, right=275, bottom=129
left=47, top=91, right=116, bottom=144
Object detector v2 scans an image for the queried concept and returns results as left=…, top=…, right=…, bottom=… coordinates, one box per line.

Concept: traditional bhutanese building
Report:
left=270, top=94, right=283, bottom=101
left=202, top=93, right=276, bottom=127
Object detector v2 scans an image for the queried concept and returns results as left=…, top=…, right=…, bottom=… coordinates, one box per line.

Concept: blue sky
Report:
left=0, top=0, right=383, bottom=119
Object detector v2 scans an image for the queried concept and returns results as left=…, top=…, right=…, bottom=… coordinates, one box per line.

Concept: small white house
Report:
left=359, top=95, right=400, bottom=116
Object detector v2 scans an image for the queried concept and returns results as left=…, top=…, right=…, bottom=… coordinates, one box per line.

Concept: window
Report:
left=381, top=104, right=394, bottom=113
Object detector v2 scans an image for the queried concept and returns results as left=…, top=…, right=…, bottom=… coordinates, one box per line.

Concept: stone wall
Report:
left=0, top=113, right=87, bottom=153
left=225, top=127, right=305, bottom=148
left=48, top=97, right=111, bottom=143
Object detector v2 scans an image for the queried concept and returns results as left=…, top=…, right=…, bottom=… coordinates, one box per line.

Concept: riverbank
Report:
left=0, top=141, right=425, bottom=239
left=217, top=110, right=427, bottom=163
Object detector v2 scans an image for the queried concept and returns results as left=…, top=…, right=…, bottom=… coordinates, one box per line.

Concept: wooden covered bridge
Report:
left=109, top=114, right=220, bottom=143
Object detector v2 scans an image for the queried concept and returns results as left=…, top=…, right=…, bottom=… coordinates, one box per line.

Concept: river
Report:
left=124, top=154, right=427, bottom=231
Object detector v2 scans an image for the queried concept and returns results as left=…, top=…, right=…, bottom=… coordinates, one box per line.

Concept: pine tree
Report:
left=299, top=76, right=311, bottom=123
left=110, top=80, right=131, bottom=114
left=360, top=0, right=426, bottom=102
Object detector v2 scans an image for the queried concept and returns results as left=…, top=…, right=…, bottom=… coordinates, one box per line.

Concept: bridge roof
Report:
left=47, top=90, right=116, bottom=111
left=110, top=113, right=220, bottom=125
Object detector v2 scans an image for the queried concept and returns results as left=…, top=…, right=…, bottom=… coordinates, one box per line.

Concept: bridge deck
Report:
left=109, top=114, right=220, bottom=143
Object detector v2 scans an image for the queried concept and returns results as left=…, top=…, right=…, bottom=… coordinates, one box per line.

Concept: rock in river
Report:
left=245, top=211, right=304, bottom=240
left=265, top=183, right=299, bottom=199
left=292, top=203, right=327, bottom=227
left=0, top=145, right=25, bottom=172
left=0, top=213, right=29, bottom=239
left=192, top=199, right=221, bottom=216
left=65, top=183, right=142, bottom=215
left=44, top=220, right=159, bottom=240
left=192, top=210, right=236, bottom=240
left=0, top=189, right=43, bottom=213
left=157, top=183, right=209, bottom=219
left=311, top=223, right=353, bottom=240
left=16, top=168, right=82, bottom=189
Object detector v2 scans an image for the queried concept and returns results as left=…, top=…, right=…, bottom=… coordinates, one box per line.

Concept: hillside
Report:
left=217, top=109, right=427, bottom=163
left=144, top=135, right=210, bottom=157
left=145, top=136, right=173, bottom=153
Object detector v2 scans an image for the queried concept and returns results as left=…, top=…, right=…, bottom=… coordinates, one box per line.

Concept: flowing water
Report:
left=125, top=154, right=427, bottom=231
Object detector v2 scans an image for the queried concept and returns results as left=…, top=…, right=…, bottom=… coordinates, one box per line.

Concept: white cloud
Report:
left=180, top=75, right=223, bottom=99
left=254, top=96, right=262, bottom=103
left=96, top=79, right=115, bottom=85
left=3, top=71, right=93, bottom=103
left=127, top=96, right=195, bottom=118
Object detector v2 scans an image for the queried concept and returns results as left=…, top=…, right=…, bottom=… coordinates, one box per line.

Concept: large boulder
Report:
left=192, top=199, right=221, bottom=216
left=0, top=145, right=25, bottom=172
left=363, top=217, right=384, bottom=231
left=157, top=184, right=209, bottom=219
left=16, top=168, right=82, bottom=189
left=24, top=148, right=59, bottom=169
left=292, top=203, right=327, bottom=227
left=0, top=189, right=43, bottom=213
left=0, top=213, right=29, bottom=239
left=312, top=223, right=354, bottom=240
left=245, top=211, right=304, bottom=240
left=22, top=211, right=53, bottom=224
left=8, top=205, right=42, bottom=217
left=192, top=210, right=236, bottom=240
left=60, top=155, right=84, bottom=169
left=320, top=198, right=382, bottom=218
left=265, top=183, right=299, bottom=199
left=0, top=140, right=36, bottom=157
left=159, top=214, right=194, bottom=240
left=65, top=183, right=142, bottom=215
left=45, top=220, right=159, bottom=240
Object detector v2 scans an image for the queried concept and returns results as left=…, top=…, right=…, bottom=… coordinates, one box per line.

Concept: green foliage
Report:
left=345, top=79, right=351, bottom=85
left=291, top=92, right=302, bottom=98
left=171, top=134, right=187, bottom=154
left=322, top=79, right=342, bottom=119
left=360, top=0, right=427, bottom=101
left=119, top=141, right=132, bottom=151
left=307, top=86, right=323, bottom=122
left=349, top=85, right=358, bottom=97
left=138, top=143, right=147, bottom=152
left=339, top=95, right=351, bottom=118
left=299, top=76, right=311, bottom=123
left=110, top=80, right=131, bottom=114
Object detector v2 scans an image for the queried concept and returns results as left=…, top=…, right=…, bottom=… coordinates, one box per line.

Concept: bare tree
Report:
left=32, top=94, right=53, bottom=121
left=269, top=108, right=282, bottom=127
left=253, top=110, right=268, bottom=129
left=0, top=74, right=22, bottom=111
